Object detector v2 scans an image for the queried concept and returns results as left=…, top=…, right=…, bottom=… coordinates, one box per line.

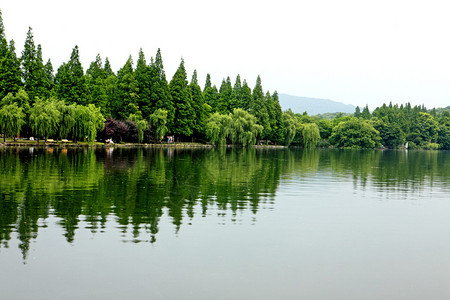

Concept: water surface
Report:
left=0, top=147, right=449, bottom=299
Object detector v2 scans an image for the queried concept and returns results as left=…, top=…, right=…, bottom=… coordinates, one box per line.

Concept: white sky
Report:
left=2, top=0, right=450, bottom=109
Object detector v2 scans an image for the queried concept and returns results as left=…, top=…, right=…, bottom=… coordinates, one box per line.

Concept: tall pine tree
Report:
left=135, top=48, right=152, bottom=119
left=113, top=55, right=139, bottom=119
left=86, top=54, right=108, bottom=114
left=271, top=91, right=284, bottom=143
left=189, top=69, right=208, bottom=137
left=250, top=75, right=270, bottom=139
left=0, top=11, right=22, bottom=99
left=149, top=48, right=174, bottom=128
left=218, top=77, right=232, bottom=114
left=55, top=45, right=88, bottom=105
left=240, top=79, right=252, bottom=111
left=169, top=58, right=195, bottom=138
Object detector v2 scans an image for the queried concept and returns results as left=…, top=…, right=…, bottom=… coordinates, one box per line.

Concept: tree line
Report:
left=0, top=10, right=448, bottom=149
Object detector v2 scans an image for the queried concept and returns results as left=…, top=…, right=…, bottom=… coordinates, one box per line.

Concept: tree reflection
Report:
left=0, top=147, right=448, bottom=261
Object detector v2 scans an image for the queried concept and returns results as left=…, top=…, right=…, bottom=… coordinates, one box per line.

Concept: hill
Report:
left=278, top=94, right=356, bottom=115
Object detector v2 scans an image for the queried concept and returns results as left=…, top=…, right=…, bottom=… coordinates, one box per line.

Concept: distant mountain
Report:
left=278, top=94, right=356, bottom=115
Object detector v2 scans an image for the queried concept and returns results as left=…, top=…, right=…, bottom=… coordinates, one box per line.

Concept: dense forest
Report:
left=0, top=11, right=449, bottom=149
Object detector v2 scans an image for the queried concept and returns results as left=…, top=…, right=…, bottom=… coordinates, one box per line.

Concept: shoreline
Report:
left=0, top=141, right=287, bottom=149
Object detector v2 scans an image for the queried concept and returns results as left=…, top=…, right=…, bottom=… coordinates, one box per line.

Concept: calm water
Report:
left=0, top=147, right=449, bottom=299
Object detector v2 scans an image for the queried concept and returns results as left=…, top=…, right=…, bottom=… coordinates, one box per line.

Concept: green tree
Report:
left=72, top=104, right=105, bottom=143
left=204, top=75, right=219, bottom=112
left=407, top=112, right=439, bottom=146
left=149, top=49, right=174, bottom=128
left=361, top=105, right=371, bottom=119
left=104, top=57, right=114, bottom=77
left=85, top=54, right=108, bottom=113
left=231, top=74, right=242, bottom=109
left=230, top=108, right=263, bottom=146
left=271, top=91, right=284, bottom=144
left=135, top=49, right=152, bottom=119
left=55, top=100, right=76, bottom=141
left=113, top=55, right=139, bottom=119
left=1, top=89, right=31, bottom=114
left=240, top=80, right=252, bottom=111
left=205, top=112, right=232, bottom=146
left=0, top=38, right=22, bottom=100
left=265, top=91, right=275, bottom=140
left=169, top=58, right=195, bottom=138
left=282, top=111, right=297, bottom=146
left=204, top=73, right=212, bottom=91
left=354, top=106, right=361, bottom=118
left=55, top=46, right=88, bottom=105
left=249, top=76, right=270, bottom=139
left=0, top=102, right=25, bottom=141
left=43, top=59, right=55, bottom=93
left=29, top=98, right=61, bottom=142
left=149, top=108, right=168, bottom=143
left=21, top=27, right=38, bottom=99
left=34, top=45, right=52, bottom=99
left=373, top=120, right=405, bottom=148
left=218, top=77, right=233, bottom=113
left=189, top=70, right=207, bottom=137
left=330, top=118, right=381, bottom=149
left=302, top=123, right=320, bottom=148
left=437, top=111, right=450, bottom=150
left=0, top=10, right=22, bottom=99
left=128, top=113, right=148, bottom=144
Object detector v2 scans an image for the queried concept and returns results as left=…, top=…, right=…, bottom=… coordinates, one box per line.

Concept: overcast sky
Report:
left=2, top=0, right=450, bottom=109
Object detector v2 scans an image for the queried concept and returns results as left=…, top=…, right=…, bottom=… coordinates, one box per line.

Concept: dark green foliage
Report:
left=29, top=97, right=61, bottom=141
left=229, top=108, right=263, bottom=146
left=55, top=46, right=88, bottom=105
left=149, top=49, right=174, bottom=128
left=302, top=123, right=321, bottom=148
left=330, top=118, right=381, bottom=149
left=0, top=102, right=25, bottom=141
left=205, top=112, right=232, bottom=146
left=189, top=70, right=208, bottom=137
left=437, top=111, right=450, bottom=149
left=282, top=111, right=297, bottom=146
left=169, top=59, right=195, bottom=138
left=85, top=54, right=109, bottom=115
left=0, top=39, right=22, bottom=100
left=217, top=77, right=233, bottom=114
left=270, top=91, right=284, bottom=144
left=240, top=80, right=252, bottom=111
left=204, top=73, right=212, bottom=91
left=354, top=106, right=361, bottom=118
left=373, top=120, right=405, bottom=148
left=113, top=56, right=139, bottom=119
left=249, top=76, right=270, bottom=139
left=149, top=108, right=168, bottom=143
left=361, top=105, right=371, bottom=119
left=204, top=84, right=219, bottom=109
left=135, top=49, right=152, bottom=119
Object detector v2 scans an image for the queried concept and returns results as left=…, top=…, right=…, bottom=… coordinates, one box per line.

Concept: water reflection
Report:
left=0, top=147, right=448, bottom=260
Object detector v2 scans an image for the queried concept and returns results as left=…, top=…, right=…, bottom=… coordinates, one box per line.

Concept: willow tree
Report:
left=0, top=103, right=25, bottom=141
left=129, top=113, right=148, bottom=144
left=29, top=98, right=60, bottom=142
left=72, top=104, right=104, bottom=143
left=283, top=112, right=297, bottom=146
left=149, top=108, right=168, bottom=143
left=230, top=108, right=263, bottom=146
left=302, top=123, right=321, bottom=148
left=205, top=112, right=232, bottom=146
left=55, top=100, right=76, bottom=141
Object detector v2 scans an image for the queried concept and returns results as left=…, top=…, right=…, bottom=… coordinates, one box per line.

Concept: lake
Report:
left=0, top=147, right=449, bottom=299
